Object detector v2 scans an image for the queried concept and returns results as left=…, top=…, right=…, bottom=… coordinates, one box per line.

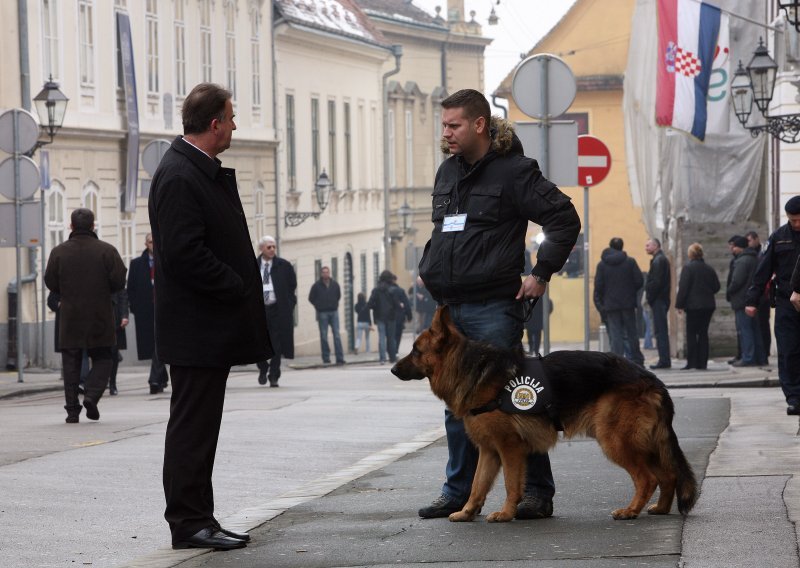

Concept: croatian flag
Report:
left=656, top=0, right=721, bottom=141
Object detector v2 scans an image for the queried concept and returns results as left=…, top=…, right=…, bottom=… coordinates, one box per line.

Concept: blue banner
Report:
left=117, top=12, right=139, bottom=213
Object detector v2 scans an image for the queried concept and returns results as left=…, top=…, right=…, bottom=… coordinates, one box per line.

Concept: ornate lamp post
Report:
left=778, top=0, right=800, bottom=32
left=30, top=76, right=69, bottom=154
left=284, top=170, right=333, bottom=227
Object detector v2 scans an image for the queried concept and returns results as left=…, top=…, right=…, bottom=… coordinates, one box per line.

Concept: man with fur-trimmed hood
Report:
left=417, top=89, right=581, bottom=520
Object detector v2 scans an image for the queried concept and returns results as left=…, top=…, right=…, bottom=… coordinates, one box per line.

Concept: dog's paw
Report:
left=448, top=510, right=475, bottom=522
left=646, top=504, right=670, bottom=515
left=486, top=511, right=514, bottom=522
left=611, top=508, right=640, bottom=520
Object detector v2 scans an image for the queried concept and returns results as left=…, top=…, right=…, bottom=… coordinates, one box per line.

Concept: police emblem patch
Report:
left=510, top=384, right=537, bottom=411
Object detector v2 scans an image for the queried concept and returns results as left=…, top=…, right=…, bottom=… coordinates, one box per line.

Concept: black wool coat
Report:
left=112, top=289, right=129, bottom=351
left=259, top=255, right=297, bottom=359
left=127, top=249, right=155, bottom=360
left=44, top=230, right=127, bottom=349
left=675, top=259, right=720, bottom=311
left=148, top=136, right=270, bottom=367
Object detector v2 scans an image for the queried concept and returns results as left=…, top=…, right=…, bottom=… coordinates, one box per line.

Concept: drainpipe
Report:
left=271, top=12, right=282, bottom=248
left=382, top=45, right=402, bottom=270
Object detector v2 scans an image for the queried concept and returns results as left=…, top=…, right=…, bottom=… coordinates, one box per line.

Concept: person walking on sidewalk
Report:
left=308, top=266, right=345, bottom=365
left=108, top=289, right=129, bottom=395
left=746, top=230, right=772, bottom=363
left=127, top=233, right=170, bottom=394
left=645, top=238, right=672, bottom=369
left=727, top=236, right=764, bottom=367
left=369, top=270, right=400, bottom=364
left=44, top=208, right=127, bottom=423
left=354, top=292, right=373, bottom=354
left=255, top=235, right=296, bottom=387
left=593, top=237, right=645, bottom=366
left=675, top=242, right=720, bottom=370
left=747, top=196, right=800, bottom=416
left=417, top=89, right=580, bottom=520
left=149, top=83, right=271, bottom=550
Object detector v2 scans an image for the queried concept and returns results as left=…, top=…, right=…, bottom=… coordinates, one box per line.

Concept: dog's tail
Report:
left=658, top=392, right=698, bottom=516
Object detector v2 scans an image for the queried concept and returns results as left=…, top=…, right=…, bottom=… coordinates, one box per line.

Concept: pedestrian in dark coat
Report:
left=727, top=236, right=763, bottom=366
left=391, top=275, right=413, bottom=353
left=308, top=267, right=345, bottom=364
left=149, top=83, right=270, bottom=550
left=594, top=237, right=645, bottom=365
left=675, top=243, right=720, bottom=370
left=645, top=238, right=672, bottom=368
left=127, top=234, right=170, bottom=394
left=255, top=235, right=297, bottom=387
left=108, top=289, right=129, bottom=395
left=368, top=270, right=400, bottom=364
left=44, top=208, right=127, bottom=423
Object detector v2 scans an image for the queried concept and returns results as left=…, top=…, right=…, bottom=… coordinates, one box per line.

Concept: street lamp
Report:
left=284, top=170, right=333, bottom=227
left=731, top=38, right=800, bottom=143
left=778, top=0, right=800, bottom=32
left=30, top=76, right=69, bottom=154
left=397, top=200, right=414, bottom=235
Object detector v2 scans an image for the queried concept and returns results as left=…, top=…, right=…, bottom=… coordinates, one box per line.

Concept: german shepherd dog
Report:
left=391, top=306, right=697, bottom=523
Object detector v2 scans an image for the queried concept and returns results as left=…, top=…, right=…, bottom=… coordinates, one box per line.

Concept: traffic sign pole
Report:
left=14, top=111, right=23, bottom=383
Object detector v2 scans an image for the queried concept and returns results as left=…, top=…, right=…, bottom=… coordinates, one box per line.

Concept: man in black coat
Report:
left=645, top=238, right=672, bottom=369
left=44, top=208, right=127, bottom=423
left=149, top=83, right=271, bottom=551
left=308, top=267, right=345, bottom=364
left=594, top=237, right=645, bottom=366
left=127, top=233, right=169, bottom=394
left=256, top=235, right=296, bottom=387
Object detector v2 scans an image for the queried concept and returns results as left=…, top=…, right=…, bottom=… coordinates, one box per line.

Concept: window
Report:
left=328, top=100, right=337, bottom=186
left=82, top=182, right=101, bottom=237
left=46, top=181, right=66, bottom=253
left=286, top=94, right=296, bottom=191
left=314, top=259, right=322, bottom=280
left=405, top=110, right=413, bottom=186
left=251, top=8, right=261, bottom=108
left=433, top=107, right=443, bottom=172
left=199, top=0, right=212, bottom=83
left=145, top=0, right=159, bottom=93
left=254, top=183, right=265, bottom=239
left=224, top=1, right=236, bottom=99
left=174, top=0, right=186, bottom=96
left=331, top=257, right=338, bottom=282
left=42, top=0, right=60, bottom=81
left=373, top=252, right=380, bottom=288
left=388, top=109, right=396, bottom=187
left=119, top=213, right=135, bottom=265
left=344, top=102, right=352, bottom=190
left=360, top=252, right=367, bottom=294
left=311, top=98, right=320, bottom=181
left=78, top=0, right=94, bottom=86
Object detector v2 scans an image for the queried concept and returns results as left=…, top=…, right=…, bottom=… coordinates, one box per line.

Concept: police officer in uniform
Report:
left=745, top=196, right=800, bottom=416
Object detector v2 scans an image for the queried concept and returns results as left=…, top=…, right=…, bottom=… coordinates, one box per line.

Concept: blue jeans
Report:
left=317, top=310, right=344, bottom=363
left=605, top=309, right=644, bottom=365
left=376, top=319, right=397, bottom=363
left=734, top=309, right=764, bottom=365
left=442, top=299, right=555, bottom=502
left=355, top=321, right=371, bottom=353
left=650, top=299, right=671, bottom=366
left=774, top=298, right=800, bottom=406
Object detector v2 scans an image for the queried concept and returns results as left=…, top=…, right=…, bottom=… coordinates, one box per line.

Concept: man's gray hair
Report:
left=258, top=235, right=276, bottom=246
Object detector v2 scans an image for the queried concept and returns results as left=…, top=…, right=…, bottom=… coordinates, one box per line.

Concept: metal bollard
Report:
left=598, top=324, right=609, bottom=352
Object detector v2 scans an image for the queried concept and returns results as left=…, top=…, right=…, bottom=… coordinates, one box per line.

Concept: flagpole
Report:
left=684, top=0, right=782, bottom=32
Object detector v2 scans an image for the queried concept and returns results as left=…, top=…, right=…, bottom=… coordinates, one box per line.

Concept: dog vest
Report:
left=470, top=356, right=561, bottom=429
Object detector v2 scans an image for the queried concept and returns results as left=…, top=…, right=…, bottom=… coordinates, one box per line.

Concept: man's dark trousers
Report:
left=650, top=298, right=671, bottom=366
left=774, top=298, right=800, bottom=407
left=605, top=309, right=644, bottom=365
left=257, top=303, right=281, bottom=380
left=62, top=347, right=113, bottom=416
left=163, top=365, right=229, bottom=544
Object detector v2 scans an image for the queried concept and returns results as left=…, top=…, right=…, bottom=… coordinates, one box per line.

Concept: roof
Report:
left=274, top=0, right=389, bottom=47
left=355, top=0, right=445, bottom=29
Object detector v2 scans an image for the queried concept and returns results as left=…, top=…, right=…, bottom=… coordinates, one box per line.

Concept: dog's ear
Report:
left=431, top=305, right=452, bottom=338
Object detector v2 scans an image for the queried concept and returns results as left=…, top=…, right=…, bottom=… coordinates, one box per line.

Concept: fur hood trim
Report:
left=439, top=116, right=517, bottom=156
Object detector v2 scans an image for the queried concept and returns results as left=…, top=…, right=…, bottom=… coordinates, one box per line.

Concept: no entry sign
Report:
left=577, top=135, right=611, bottom=187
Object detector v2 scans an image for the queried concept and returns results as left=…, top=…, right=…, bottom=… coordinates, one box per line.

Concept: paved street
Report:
left=0, top=352, right=798, bottom=568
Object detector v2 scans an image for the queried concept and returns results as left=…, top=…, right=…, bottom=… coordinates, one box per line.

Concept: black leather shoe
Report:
left=149, top=385, right=163, bottom=395
left=788, top=404, right=800, bottom=416
left=258, top=371, right=267, bottom=385
left=269, top=381, right=279, bottom=388
left=172, top=527, right=247, bottom=550
left=65, top=415, right=79, bottom=424
left=649, top=363, right=671, bottom=370
left=215, top=525, right=251, bottom=542
left=109, top=386, right=118, bottom=396
left=516, top=494, right=554, bottom=519
left=83, top=399, right=99, bottom=421
left=418, top=494, right=467, bottom=518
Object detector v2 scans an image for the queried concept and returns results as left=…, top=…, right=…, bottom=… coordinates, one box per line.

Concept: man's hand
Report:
left=791, top=291, right=800, bottom=312
left=745, top=306, right=757, bottom=318
left=517, top=275, right=546, bottom=301
left=120, top=318, right=129, bottom=328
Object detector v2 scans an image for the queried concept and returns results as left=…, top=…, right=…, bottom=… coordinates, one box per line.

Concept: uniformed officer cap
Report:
left=785, top=195, right=800, bottom=215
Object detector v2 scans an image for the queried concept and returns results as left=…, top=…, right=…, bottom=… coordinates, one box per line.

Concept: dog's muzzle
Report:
left=391, top=358, right=426, bottom=381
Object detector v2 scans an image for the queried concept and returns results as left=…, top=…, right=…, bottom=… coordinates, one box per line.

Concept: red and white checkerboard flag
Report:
left=655, top=0, right=722, bottom=141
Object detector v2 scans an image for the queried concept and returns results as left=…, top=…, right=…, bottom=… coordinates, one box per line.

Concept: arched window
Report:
left=46, top=181, right=67, bottom=253
left=81, top=181, right=101, bottom=236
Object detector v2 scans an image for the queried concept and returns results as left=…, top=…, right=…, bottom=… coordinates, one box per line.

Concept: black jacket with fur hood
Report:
left=419, top=117, right=581, bottom=304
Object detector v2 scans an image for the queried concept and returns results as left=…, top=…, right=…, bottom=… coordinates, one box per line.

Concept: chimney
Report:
left=447, top=0, right=465, bottom=22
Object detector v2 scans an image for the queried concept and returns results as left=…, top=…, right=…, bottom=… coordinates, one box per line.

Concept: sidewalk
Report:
left=0, top=336, right=781, bottom=400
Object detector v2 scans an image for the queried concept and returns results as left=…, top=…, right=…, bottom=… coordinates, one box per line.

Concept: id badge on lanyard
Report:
left=442, top=214, right=467, bottom=232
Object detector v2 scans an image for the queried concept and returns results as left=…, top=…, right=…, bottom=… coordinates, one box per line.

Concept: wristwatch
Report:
left=532, top=274, right=547, bottom=285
